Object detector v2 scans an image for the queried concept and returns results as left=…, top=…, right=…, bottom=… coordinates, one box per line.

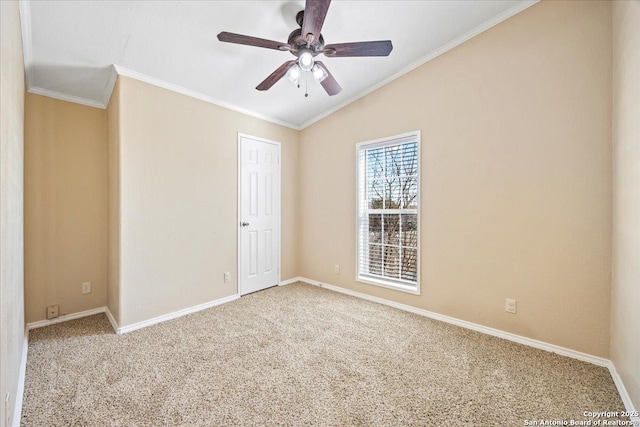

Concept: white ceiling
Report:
left=20, top=0, right=536, bottom=129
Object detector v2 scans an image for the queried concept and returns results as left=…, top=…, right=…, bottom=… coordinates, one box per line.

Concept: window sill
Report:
left=356, top=275, right=420, bottom=295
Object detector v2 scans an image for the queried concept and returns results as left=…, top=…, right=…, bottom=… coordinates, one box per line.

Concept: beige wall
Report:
left=16, top=0, right=624, bottom=370
left=612, top=0, right=640, bottom=410
left=299, top=0, right=612, bottom=357
left=107, top=80, right=121, bottom=324
left=115, top=76, right=298, bottom=327
left=0, top=1, right=26, bottom=425
left=24, top=94, right=108, bottom=323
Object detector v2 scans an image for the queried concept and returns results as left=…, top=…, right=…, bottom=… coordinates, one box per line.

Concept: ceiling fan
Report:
left=217, top=0, right=393, bottom=96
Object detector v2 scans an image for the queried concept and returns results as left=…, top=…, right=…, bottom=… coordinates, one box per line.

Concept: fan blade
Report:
left=217, top=31, right=287, bottom=51
left=324, top=41, right=393, bottom=57
left=302, top=0, right=331, bottom=41
left=256, top=61, right=297, bottom=91
left=314, top=61, right=341, bottom=96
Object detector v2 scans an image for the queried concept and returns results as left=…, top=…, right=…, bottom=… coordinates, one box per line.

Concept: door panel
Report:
left=239, top=135, right=280, bottom=295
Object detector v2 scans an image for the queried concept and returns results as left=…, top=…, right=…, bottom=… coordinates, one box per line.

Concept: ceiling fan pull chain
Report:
left=305, top=71, right=309, bottom=97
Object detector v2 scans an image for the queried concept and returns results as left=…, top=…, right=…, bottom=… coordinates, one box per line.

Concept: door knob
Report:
left=241, top=222, right=250, bottom=227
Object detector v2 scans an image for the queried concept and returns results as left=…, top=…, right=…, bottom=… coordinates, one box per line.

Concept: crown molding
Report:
left=27, top=86, right=107, bottom=109
left=102, top=64, right=119, bottom=108
left=113, top=65, right=301, bottom=130
left=18, top=0, right=34, bottom=89
left=18, top=0, right=538, bottom=130
left=297, top=0, right=540, bottom=130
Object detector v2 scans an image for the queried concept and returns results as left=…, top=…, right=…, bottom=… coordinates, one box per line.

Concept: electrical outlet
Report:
left=46, top=305, right=59, bottom=319
left=334, top=264, right=340, bottom=274
left=224, top=272, right=230, bottom=283
left=82, top=282, right=91, bottom=294
left=505, top=298, right=517, bottom=314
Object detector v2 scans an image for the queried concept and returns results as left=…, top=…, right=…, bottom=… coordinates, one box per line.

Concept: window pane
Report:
left=383, top=214, right=400, bottom=245
left=401, top=142, right=418, bottom=176
left=367, top=148, right=385, bottom=180
left=358, top=136, right=419, bottom=289
left=385, top=145, right=403, bottom=178
left=401, top=177, right=418, bottom=209
left=368, top=214, right=382, bottom=243
left=368, top=244, right=382, bottom=275
left=368, top=179, right=384, bottom=209
left=401, top=214, right=417, bottom=247
left=401, top=248, right=418, bottom=281
left=384, top=178, right=401, bottom=209
left=383, top=246, right=400, bottom=278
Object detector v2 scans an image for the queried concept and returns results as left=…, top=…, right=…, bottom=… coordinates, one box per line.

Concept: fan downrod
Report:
left=288, top=11, right=325, bottom=53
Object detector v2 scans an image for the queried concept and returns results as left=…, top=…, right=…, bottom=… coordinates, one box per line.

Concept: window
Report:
left=356, top=132, right=420, bottom=294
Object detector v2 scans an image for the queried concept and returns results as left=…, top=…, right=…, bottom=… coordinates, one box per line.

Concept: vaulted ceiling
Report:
left=20, top=0, right=536, bottom=129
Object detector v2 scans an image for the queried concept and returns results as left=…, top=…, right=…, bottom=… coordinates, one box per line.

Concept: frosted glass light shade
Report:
left=285, top=64, right=301, bottom=84
left=312, top=64, right=327, bottom=82
left=298, top=50, right=314, bottom=72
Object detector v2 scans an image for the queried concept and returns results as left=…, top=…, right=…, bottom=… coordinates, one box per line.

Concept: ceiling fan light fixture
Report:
left=298, top=49, right=314, bottom=72
left=285, top=64, right=301, bottom=84
left=312, top=64, right=327, bottom=83
left=218, top=0, right=392, bottom=96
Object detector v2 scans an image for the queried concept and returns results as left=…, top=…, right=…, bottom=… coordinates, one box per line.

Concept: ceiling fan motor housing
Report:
left=295, top=10, right=305, bottom=27
left=287, top=27, right=325, bottom=56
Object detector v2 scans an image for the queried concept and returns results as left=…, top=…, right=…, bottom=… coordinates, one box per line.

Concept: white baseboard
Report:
left=298, top=277, right=609, bottom=366
left=12, top=328, right=28, bottom=427
left=25, top=294, right=242, bottom=336
left=297, top=277, right=640, bottom=415
left=104, top=307, right=119, bottom=335
left=27, top=306, right=107, bottom=330
left=117, top=294, right=240, bottom=334
left=17, top=278, right=637, bottom=418
left=607, top=361, right=639, bottom=422
left=278, top=277, right=303, bottom=286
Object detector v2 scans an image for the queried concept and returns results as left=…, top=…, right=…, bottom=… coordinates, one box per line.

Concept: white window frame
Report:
left=355, top=131, right=421, bottom=295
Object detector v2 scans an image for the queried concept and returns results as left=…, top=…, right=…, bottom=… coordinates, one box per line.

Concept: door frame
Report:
left=237, top=132, right=282, bottom=296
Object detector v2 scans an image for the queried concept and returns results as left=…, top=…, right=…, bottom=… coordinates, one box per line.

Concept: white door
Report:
left=238, top=134, right=281, bottom=295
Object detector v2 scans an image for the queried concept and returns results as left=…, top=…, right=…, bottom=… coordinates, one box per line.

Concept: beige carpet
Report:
left=22, top=283, right=626, bottom=426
